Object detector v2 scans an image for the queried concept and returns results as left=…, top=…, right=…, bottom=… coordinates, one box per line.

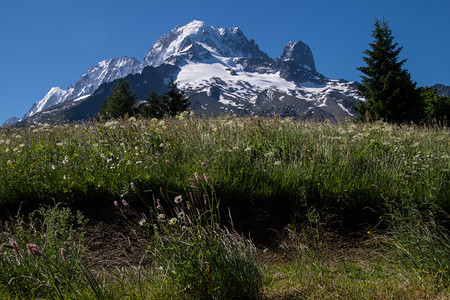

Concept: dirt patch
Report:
left=79, top=203, right=378, bottom=271
left=82, top=206, right=152, bottom=269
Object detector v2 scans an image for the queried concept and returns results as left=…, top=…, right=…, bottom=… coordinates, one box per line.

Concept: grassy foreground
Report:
left=0, top=115, right=449, bottom=298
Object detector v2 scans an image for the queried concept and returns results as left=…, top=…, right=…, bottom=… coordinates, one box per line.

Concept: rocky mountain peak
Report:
left=278, top=41, right=316, bottom=72
left=142, top=20, right=268, bottom=67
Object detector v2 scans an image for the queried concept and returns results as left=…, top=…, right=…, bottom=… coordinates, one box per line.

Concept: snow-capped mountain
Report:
left=24, top=57, right=141, bottom=118
left=20, top=20, right=363, bottom=124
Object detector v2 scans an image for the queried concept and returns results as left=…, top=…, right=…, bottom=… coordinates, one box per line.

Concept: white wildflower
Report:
left=174, top=195, right=183, bottom=204
left=265, top=151, right=274, bottom=157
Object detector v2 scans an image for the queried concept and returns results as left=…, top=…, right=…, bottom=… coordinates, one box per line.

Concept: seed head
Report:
left=26, top=243, right=43, bottom=257
left=60, top=248, right=67, bottom=261
left=165, top=159, right=172, bottom=167
left=10, top=241, right=19, bottom=254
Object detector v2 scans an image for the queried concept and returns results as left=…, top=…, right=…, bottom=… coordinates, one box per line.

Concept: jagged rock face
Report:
left=278, top=41, right=316, bottom=72
left=24, top=57, right=141, bottom=118
left=20, top=20, right=364, bottom=125
left=142, top=20, right=269, bottom=67
left=432, top=84, right=450, bottom=97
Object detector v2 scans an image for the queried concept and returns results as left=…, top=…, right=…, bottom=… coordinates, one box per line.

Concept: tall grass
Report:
left=0, top=205, right=110, bottom=299
left=1, top=116, right=448, bottom=216
left=0, top=115, right=449, bottom=297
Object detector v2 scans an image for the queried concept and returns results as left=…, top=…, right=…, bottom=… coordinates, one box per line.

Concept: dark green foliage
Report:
left=100, top=78, right=138, bottom=119
left=356, top=19, right=423, bottom=123
left=164, top=78, right=190, bottom=116
left=419, top=86, right=450, bottom=123
left=140, top=78, right=190, bottom=118
left=140, top=91, right=166, bottom=119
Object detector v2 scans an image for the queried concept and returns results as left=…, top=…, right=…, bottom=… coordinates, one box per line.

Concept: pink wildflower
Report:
left=122, top=199, right=130, bottom=207
left=203, top=194, right=207, bottom=206
left=165, top=159, right=172, bottom=167
left=201, top=162, right=208, bottom=169
left=114, top=200, right=119, bottom=208
left=195, top=172, right=201, bottom=183
left=130, top=182, right=136, bottom=191
left=60, top=248, right=67, bottom=261
left=156, top=198, right=162, bottom=211
left=203, top=173, right=211, bottom=185
left=26, top=244, right=43, bottom=257
left=189, top=178, right=196, bottom=189
left=11, top=241, right=19, bottom=255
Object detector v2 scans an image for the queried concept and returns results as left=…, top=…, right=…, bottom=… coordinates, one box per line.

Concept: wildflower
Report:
left=189, top=178, right=196, bottom=189
left=274, top=161, right=282, bottom=166
left=157, top=214, right=166, bottom=221
left=174, top=195, right=183, bottom=204
left=201, top=162, right=208, bottom=169
left=203, top=173, right=211, bottom=185
left=122, top=199, right=130, bottom=207
left=168, top=218, right=177, bottom=225
left=114, top=200, right=119, bottom=208
left=156, top=198, right=162, bottom=210
left=130, top=182, right=136, bottom=190
left=60, top=248, right=67, bottom=261
left=165, top=159, right=172, bottom=167
left=195, top=172, right=201, bottom=183
left=265, top=151, right=274, bottom=157
left=11, top=241, right=19, bottom=254
left=139, top=218, right=146, bottom=226
left=177, top=210, right=186, bottom=219
left=203, top=194, right=207, bottom=205
left=244, top=147, right=252, bottom=152
left=26, top=243, right=43, bottom=257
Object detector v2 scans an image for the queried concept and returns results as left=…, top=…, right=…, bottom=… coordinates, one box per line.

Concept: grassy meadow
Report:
left=0, top=114, right=449, bottom=298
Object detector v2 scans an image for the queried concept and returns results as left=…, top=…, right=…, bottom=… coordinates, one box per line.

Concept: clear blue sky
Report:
left=1, top=0, right=449, bottom=124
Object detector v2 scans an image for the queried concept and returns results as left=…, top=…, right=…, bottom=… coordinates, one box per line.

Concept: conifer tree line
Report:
left=100, top=78, right=190, bottom=119
left=356, top=18, right=449, bottom=123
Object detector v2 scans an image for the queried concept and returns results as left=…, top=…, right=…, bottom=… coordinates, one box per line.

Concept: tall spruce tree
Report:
left=164, top=78, right=190, bottom=116
left=139, top=78, right=190, bottom=118
left=356, top=19, right=423, bottom=123
left=100, top=78, right=138, bottom=119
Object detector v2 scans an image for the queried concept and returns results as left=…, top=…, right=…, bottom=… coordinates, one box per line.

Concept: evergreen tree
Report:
left=418, top=86, right=450, bottom=123
left=139, top=78, right=190, bottom=119
left=164, top=78, right=190, bottom=116
left=356, top=19, right=423, bottom=123
left=100, top=79, right=138, bottom=119
left=140, top=91, right=166, bottom=119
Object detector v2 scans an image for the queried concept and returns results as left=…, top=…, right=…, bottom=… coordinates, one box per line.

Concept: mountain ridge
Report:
left=19, top=20, right=363, bottom=124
